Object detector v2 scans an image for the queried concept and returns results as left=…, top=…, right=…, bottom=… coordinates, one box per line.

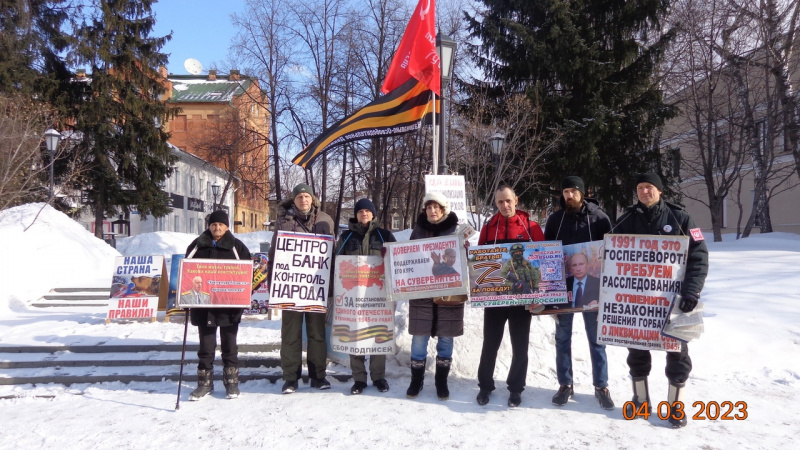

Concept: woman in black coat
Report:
left=406, top=192, right=464, bottom=401
left=185, top=210, right=251, bottom=401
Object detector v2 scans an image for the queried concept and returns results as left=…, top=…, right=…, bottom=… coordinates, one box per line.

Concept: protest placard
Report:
left=165, top=254, right=184, bottom=317
left=383, top=235, right=469, bottom=302
left=536, top=241, right=604, bottom=315
left=269, top=231, right=334, bottom=313
left=244, top=252, right=270, bottom=316
left=425, top=175, right=468, bottom=223
left=176, top=259, right=253, bottom=308
left=468, top=241, right=566, bottom=308
left=597, top=234, right=689, bottom=351
left=107, top=255, right=166, bottom=321
left=330, top=255, right=395, bottom=356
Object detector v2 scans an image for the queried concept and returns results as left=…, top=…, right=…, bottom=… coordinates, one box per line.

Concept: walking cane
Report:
left=175, top=308, right=190, bottom=410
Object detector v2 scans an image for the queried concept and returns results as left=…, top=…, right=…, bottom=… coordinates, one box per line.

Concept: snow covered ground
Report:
left=0, top=203, right=797, bottom=448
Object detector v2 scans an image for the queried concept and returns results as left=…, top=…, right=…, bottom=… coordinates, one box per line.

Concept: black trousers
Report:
left=627, top=343, right=692, bottom=384
left=477, top=305, right=532, bottom=393
left=196, top=323, right=239, bottom=370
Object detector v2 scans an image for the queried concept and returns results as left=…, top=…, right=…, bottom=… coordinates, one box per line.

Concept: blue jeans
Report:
left=410, top=335, right=453, bottom=361
left=554, top=311, right=608, bottom=388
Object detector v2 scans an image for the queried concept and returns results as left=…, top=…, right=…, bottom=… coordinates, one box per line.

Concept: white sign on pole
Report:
left=424, top=174, right=468, bottom=223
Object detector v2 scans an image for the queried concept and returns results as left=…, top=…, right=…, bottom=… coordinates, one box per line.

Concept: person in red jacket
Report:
left=476, top=185, right=545, bottom=408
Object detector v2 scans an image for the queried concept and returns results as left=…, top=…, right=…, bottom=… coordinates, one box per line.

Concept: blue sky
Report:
left=151, top=1, right=244, bottom=75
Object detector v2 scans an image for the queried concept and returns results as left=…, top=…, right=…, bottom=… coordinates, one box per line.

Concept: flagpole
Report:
left=431, top=91, right=438, bottom=174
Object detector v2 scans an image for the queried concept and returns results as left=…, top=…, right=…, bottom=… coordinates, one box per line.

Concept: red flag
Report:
left=381, top=0, right=440, bottom=95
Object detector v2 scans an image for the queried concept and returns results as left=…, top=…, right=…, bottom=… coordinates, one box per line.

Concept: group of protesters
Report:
left=183, top=172, right=708, bottom=429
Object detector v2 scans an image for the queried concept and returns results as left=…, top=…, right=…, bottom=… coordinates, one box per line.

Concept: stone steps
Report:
left=0, top=343, right=351, bottom=386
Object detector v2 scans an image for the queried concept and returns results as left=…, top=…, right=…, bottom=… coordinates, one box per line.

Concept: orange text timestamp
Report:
left=623, top=401, right=748, bottom=421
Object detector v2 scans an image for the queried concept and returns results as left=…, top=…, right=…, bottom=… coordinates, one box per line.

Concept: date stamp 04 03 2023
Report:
left=622, top=401, right=748, bottom=421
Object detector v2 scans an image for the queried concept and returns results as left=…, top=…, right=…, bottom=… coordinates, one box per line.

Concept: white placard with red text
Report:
left=597, top=234, right=689, bottom=352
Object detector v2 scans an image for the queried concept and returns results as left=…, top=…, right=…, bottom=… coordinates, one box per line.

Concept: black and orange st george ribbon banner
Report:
left=331, top=324, right=394, bottom=343
left=291, top=78, right=439, bottom=169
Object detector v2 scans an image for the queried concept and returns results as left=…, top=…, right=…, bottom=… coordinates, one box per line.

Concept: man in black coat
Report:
left=544, top=176, right=614, bottom=410
left=185, top=210, right=252, bottom=401
left=613, top=173, right=709, bottom=428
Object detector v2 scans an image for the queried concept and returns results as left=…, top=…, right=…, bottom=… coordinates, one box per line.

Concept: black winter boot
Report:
left=189, top=368, right=214, bottom=401
left=406, top=358, right=426, bottom=399
left=667, top=381, right=687, bottom=428
left=223, top=366, right=240, bottom=399
left=624, top=376, right=651, bottom=419
left=434, top=357, right=452, bottom=400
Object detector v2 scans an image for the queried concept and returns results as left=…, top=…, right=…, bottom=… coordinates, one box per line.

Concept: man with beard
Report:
left=544, top=176, right=614, bottom=410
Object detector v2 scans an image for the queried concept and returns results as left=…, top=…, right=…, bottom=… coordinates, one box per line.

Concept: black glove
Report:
left=679, top=293, right=699, bottom=313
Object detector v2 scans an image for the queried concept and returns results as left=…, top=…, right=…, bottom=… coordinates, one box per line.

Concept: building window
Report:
left=174, top=215, right=180, bottom=232
left=189, top=176, right=195, bottom=196
left=392, top=213, right=402, bottom=230
left=189, top=218, right=195, bottom=234
left=755, top=121, right=766, bottom=156
left=174, top=169, right=180, bottom=192
left=670, top=148, right=681, bottom=179
left=207, top=181, right=211, bottom=203
left=242, top=212, right=245, bottom=227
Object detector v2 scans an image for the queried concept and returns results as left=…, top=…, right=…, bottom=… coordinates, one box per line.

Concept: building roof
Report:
left=167, top=77, right=254, bottom=103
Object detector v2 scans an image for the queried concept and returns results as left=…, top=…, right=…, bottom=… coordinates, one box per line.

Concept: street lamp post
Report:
left=211, top=182, right=221, bottom=210
left=489, top=132, right=505, bottom=212
left=489, top=132, right=505, bottom=186
left=44, top=129, right=62, bottom=200
left=436, top=33, right=457, bottom=175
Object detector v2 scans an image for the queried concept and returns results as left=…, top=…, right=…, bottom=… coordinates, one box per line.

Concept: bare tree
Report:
left=449, top=88, right=556, bottom=229
left=663, top=0, right=751, bottom=241
left=188, top=111, right=269, bottom=210
left=0, top=95, right=55, bottom=210
left=288, top=0, right=349, bottom=210
left=232, top=0, right=296, bottom=203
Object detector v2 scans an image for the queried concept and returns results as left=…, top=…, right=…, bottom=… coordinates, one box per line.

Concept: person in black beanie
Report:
left=613, top=173, right=708, bottom=428
left=185, top=209, right=252, bottom=400
left=333, top=198, right=396, bottom=395
left=544, top=176, right=614, bottom=410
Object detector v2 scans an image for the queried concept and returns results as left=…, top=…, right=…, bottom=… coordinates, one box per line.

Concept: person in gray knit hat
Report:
left=269, top=183, right=334, bottom=394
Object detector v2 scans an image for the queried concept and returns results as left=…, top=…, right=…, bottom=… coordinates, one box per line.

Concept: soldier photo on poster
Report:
left=468, top=241, right=567, bottom=308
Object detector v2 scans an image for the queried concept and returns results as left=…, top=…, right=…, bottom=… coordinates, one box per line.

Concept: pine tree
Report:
left=0, top=0, right=71, bottom=97
left=67, top=0, right=176, bottom=236
left=466, top=0, right=676, bottom=211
